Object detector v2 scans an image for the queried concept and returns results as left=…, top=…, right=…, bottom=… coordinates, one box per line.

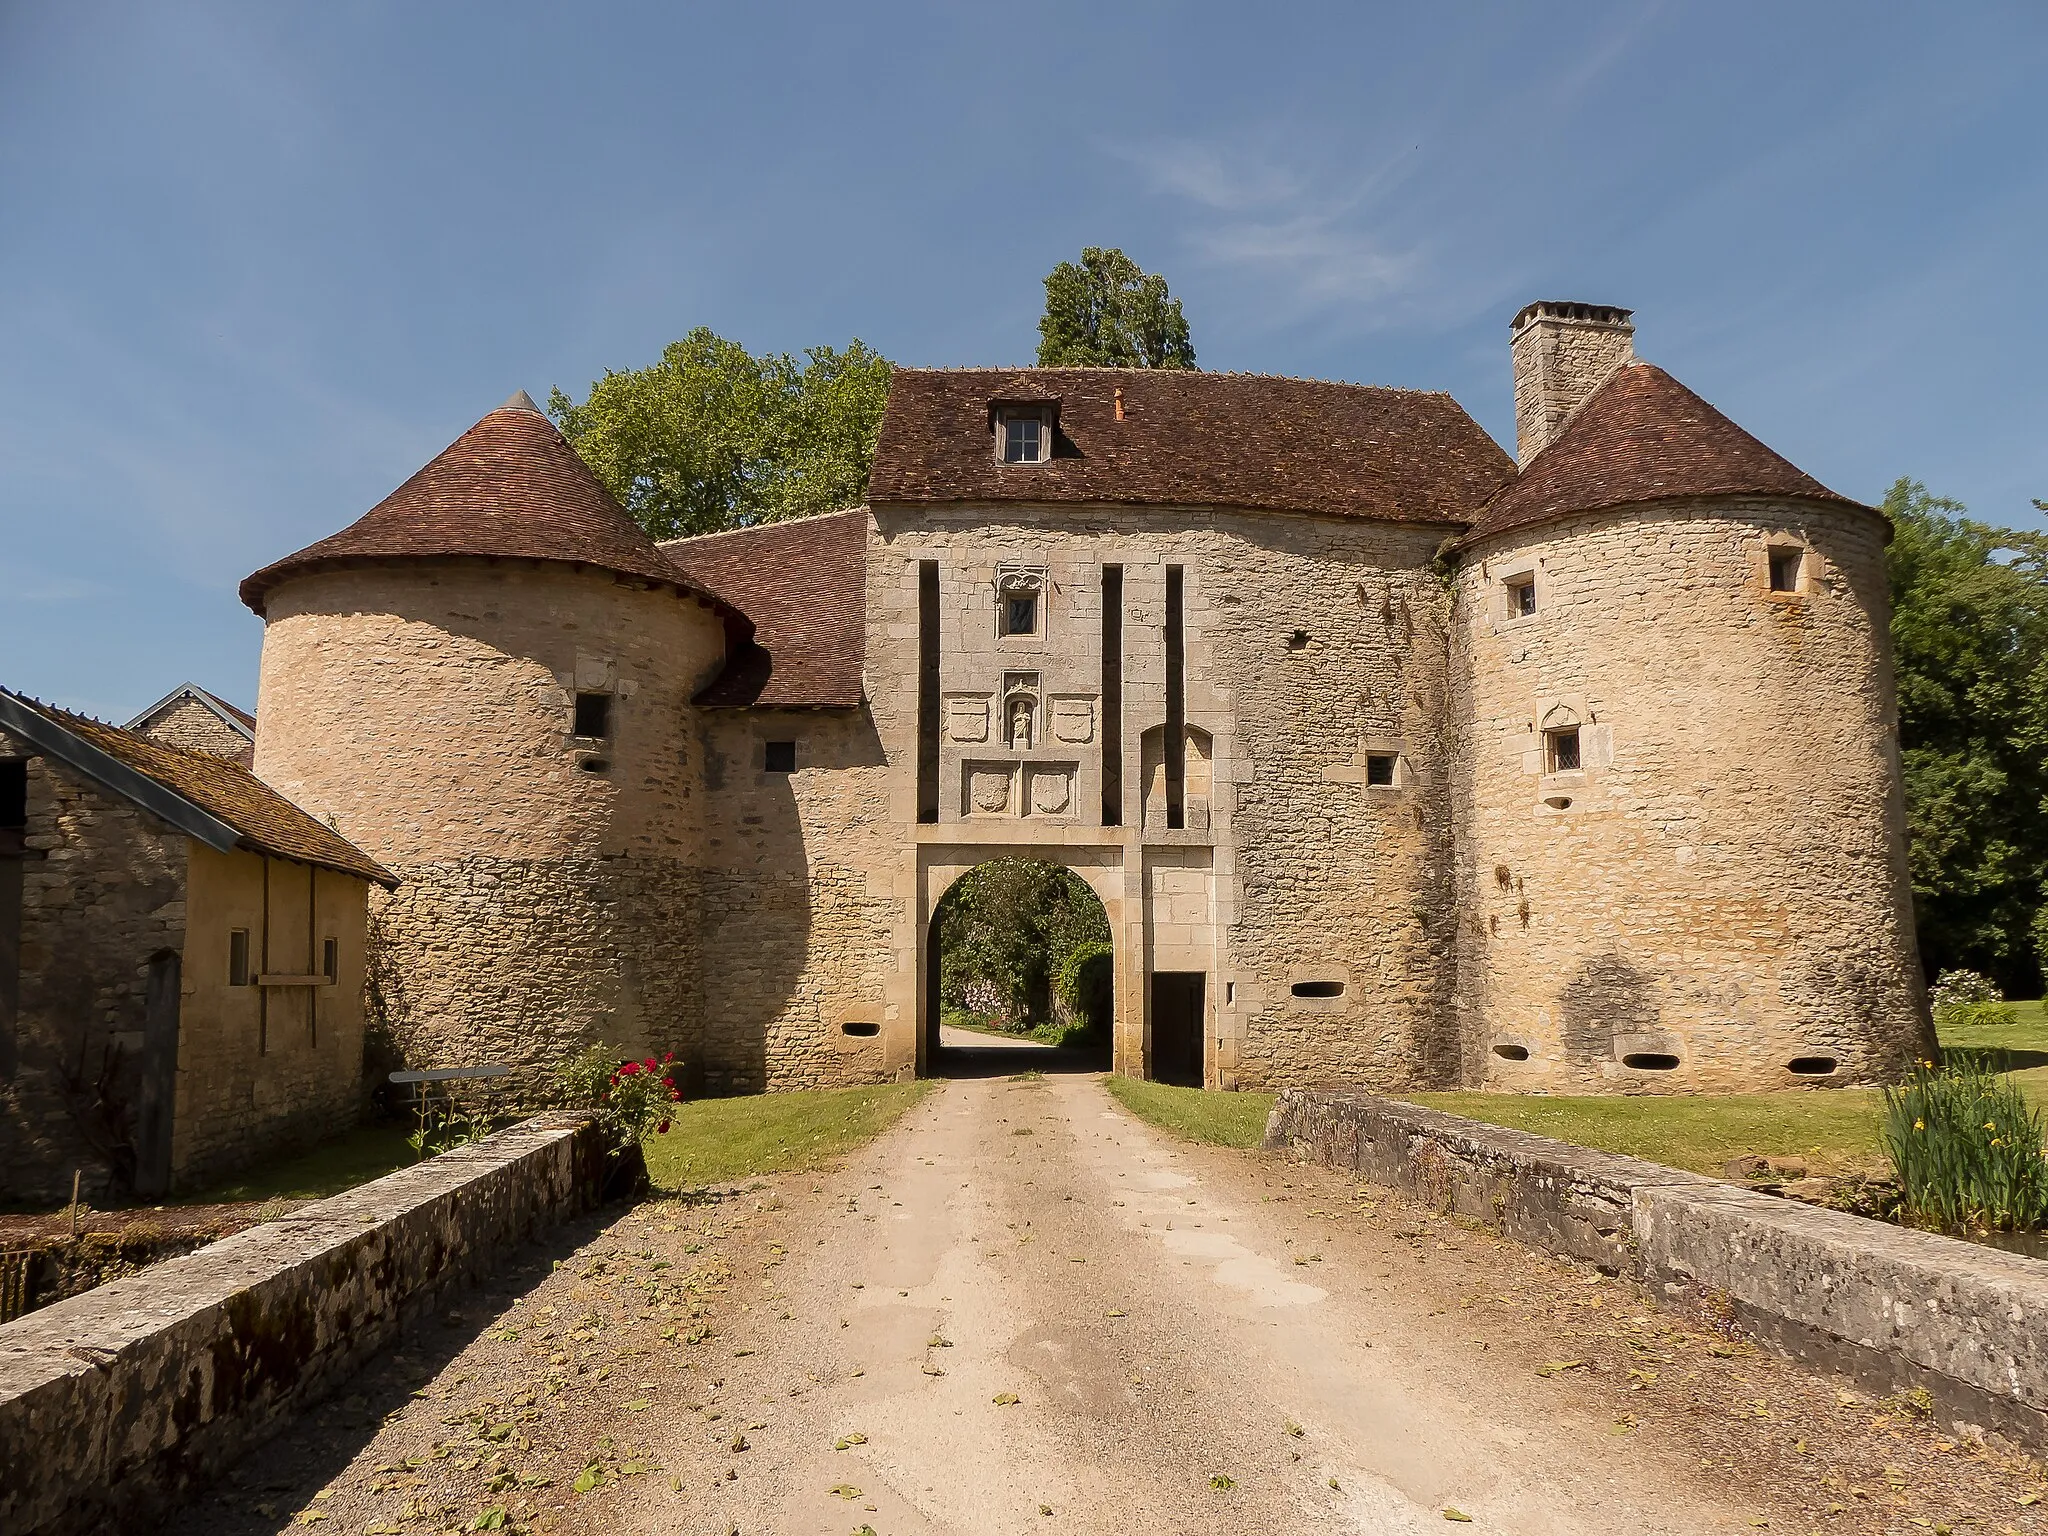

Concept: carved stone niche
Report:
left=1003, top=672, right=1040, bottom=751
left=963, top=761, right=1016, bottom=817
left=945, top=694, right=990, bottom=743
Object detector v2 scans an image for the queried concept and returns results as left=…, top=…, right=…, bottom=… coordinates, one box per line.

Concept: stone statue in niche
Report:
left=1008, top=695, right=1036, bottom=751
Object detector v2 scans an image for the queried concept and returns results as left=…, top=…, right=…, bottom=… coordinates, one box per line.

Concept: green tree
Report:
left=549, top=329, right=890, bottom=540
left=936, top=860, right=1111, bottom=1028
left=1886, top=478, right=2048, bottom=995
left=1036, top=248, right=1196, bottom=369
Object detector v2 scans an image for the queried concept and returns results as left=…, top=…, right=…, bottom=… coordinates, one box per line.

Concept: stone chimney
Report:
left=1509, top=301, right=1635, bottom=465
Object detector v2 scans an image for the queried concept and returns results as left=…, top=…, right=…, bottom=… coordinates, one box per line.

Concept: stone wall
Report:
left=134, top=697, right=253, bottom=766
left=0, top=740, right=185, bottom=1203
left=856, top=504, right=1457, bottom=1091
left=1449, top=498, right=1929, bottom=1093
left=695, top=707, right=898, bottom=1091
left=252, top=564, right=728, bottom=1076
left=1267, top=1088, right=2048, bottom=1449
left=0, top=1114, right=601, bottom=1536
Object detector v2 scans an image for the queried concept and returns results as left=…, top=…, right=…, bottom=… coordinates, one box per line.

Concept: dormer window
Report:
left=993, top=403, right=1055, bottom=464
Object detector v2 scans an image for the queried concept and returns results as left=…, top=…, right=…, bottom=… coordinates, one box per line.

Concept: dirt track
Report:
left=168, top=1072, right=2048, bottom=1535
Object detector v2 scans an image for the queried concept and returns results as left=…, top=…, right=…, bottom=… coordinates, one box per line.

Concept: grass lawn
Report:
left=1102, top=1004, right=2048, bottom=1181
left=185, top=1124, right=420, bottom=1205
left=1408, top=1001, right=2048, bottom=1177
left=1103, top=1076, right=1277, bottom=1149
left=641, top=1082, right=933, bottom=1191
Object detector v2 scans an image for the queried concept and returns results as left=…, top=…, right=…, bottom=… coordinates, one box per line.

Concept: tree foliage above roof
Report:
left=1036, top=248, right=1196, bottom=370
left=549, top=329, right=891, bottom=540
left=1885, top=478, right=2048, bottom=995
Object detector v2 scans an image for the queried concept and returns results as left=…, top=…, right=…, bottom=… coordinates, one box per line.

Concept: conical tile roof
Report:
left=1464, top=363, right=1870, bottom=545
left=241, top=397, right=744, bottom=623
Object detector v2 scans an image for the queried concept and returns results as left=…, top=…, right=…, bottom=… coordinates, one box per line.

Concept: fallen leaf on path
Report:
left=993, top=1393, right=1020, bottom=1406
left=831, top=1484, right=863, bottom=1499
left=1443, top=1510, right=1473, bottom=1523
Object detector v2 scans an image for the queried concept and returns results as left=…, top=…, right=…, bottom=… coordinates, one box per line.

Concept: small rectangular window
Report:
left=1004, top=595, right=1038, bottom=636
left=572, top=692, right=611, bottom=739
left=322, top=937, right=338, bottom=981
left=1768, top=547, right=1803, bottom=593
left=1505, top=575, right=1536, bottom=618
left=1002, top=414, right=1044, bottom=464
left=1365, top=753, right=1397, bottom=787
left=764, top=740, right=797, bottom=773
left=229, top=929, right=250, bottom=987
left=1546, top=726, right=1582, bottom=773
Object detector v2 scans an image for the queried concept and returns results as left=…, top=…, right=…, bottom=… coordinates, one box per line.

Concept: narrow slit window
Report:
left=573, top=692, right=612, bottom=739
left=1365, top=753, right=1397, bottom=787
left=1165, top=565, right=1186, bottom=829
left=1546, top=726, right=1581, bottom=773
left=322, top=937, right=338, bottom=981
left=229, top=929, right=250, bottom=987
left=1101, top=564, right=1123, bottom=826
left=764, top=740, right=797, bottom=773
left=1768, top=546, right=1803, bottom=593
left=1290, top=980, right=1345, bottom=999
left=916, top=560, right=940, bottom=823
left=1505, top=575, right=1536, bottom=618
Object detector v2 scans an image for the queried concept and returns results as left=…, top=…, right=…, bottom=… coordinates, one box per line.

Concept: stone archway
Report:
left=914, top=842, right=1136, bottom=1079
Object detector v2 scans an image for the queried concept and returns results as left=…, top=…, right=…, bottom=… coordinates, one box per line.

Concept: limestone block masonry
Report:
left=253, top=564, right=728, bottom=1076
left=1267, top=1089, right=2048, bottom=1450
left=0, top=1114, right=601, bottom=1536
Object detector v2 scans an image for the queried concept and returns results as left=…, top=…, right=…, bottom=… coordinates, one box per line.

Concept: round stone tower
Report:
left=241, top=392, right=743, bottom=1075
left=1451, top=305, right=1930, bottom=1093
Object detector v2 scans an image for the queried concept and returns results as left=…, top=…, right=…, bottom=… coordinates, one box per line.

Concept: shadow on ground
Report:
left=154, top=1204, right=629, bottom=1536
left=931, top=1041, right=1110, bottom=1079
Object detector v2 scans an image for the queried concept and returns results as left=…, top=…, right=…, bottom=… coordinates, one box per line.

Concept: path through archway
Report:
left=924, top=858, right=1113, bottom=1078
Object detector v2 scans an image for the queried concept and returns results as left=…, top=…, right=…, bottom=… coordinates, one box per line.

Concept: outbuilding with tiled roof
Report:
left=0, top=688, right=393, bottom=1204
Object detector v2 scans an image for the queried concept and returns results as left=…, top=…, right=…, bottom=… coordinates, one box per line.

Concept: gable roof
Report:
left=659, top=508, right=867, bottom=708
left=239, top=394, right=747, bottom=631
left=869, top=368, right=1514, bottom=524
left=1466, top=363, right=1869, bottom=545
left=0, top=691, right=396, bottom=888
left=126, top=683, right=257, bottom=741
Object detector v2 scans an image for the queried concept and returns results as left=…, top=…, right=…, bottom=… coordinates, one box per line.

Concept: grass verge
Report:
left=642, top=1082, right=933, bottom=1191
left=1405, top=1090, right=1888, bottom=1176
left=1102, top=1076, right=1277, bottom=1149
left=185, top=1124, right=420, bottom=1204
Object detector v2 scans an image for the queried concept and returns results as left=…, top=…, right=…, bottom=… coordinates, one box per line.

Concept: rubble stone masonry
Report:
left=1449, top=497, right=1930, bottom=1093
left=252, top=563, right=728, bottom=1076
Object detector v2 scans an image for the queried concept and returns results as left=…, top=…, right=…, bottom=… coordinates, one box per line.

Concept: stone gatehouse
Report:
left=241, top=303, right=1931, bottom=1096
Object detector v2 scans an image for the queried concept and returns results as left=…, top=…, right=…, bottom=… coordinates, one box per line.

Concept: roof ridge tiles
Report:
left=655, top=505, right=865, bottom=550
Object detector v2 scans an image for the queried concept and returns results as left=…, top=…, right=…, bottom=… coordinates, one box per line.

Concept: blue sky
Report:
left=3, top=3, right=2044, bottom=720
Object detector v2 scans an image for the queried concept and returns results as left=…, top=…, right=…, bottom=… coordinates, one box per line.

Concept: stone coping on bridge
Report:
left=0, top=1112, right=602, bottom=1536
left=1264, top=1087, right=2048, bottom=1450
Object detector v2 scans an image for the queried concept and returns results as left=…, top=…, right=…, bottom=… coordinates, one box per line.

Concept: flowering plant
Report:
left=551, top=1045, right=685, bottom=1155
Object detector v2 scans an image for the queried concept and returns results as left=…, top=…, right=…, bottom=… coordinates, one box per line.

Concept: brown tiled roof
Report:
left=1465, top=363, right=1870, bottom=545
left=868, top=369, right=1514, bottom=523
left=239, top=395, right=746, bottom=628
left=6, top=695, right=397, bottom=887
left=659, top=509, right=867, bottom=708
